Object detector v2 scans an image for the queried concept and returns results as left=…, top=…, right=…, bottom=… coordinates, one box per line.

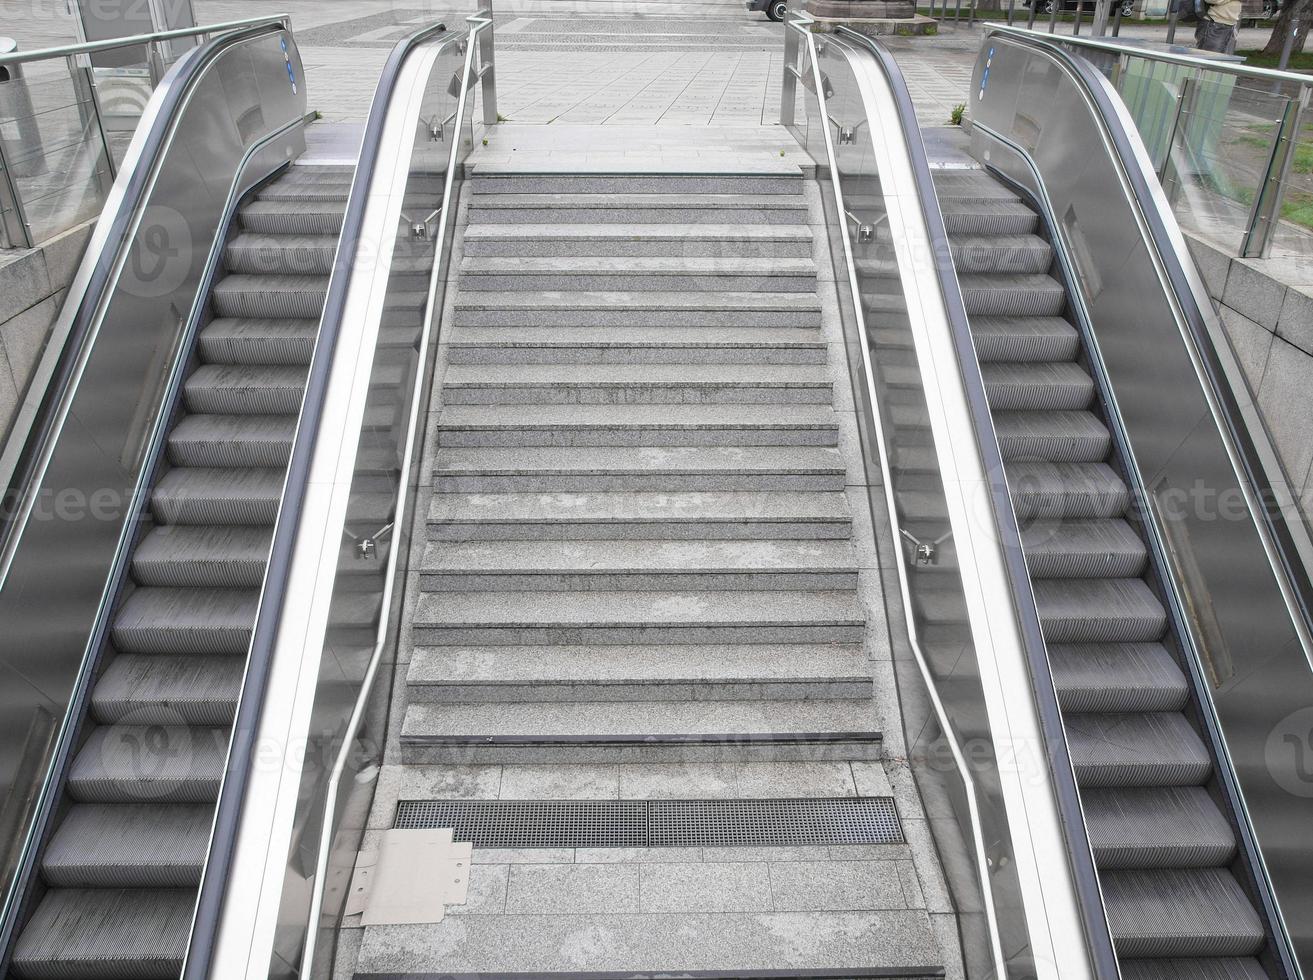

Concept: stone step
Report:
left=406, top=642, right=870, bottom=702
left=437, top=364, right=834, bottom=405
left=418, top=538, right=859, bottom=591
left=426, top=491, right=854, bottom=541
left=462, top=222, right=813, bottom=258
left=451, top=290, right=823, bottom=328
left=410, top=589, right=866, bottom=646
left=431, top=446, right=848, bottom=493
left=468, top=193, right=808, bottom=225
left=399, top=697, right=881, bottom=764
left=468, top=173, right=805, bottom=196
left=458, top=256, right=817, bottom=293
left=445, top=335, right=827, bottom=365
left=434, top=405, right=840, bottom=448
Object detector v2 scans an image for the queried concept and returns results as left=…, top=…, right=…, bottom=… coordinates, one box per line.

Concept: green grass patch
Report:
left=1238, top=48, right=1313, bottom=71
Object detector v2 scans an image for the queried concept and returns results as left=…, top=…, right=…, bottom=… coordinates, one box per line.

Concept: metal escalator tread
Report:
left=933, top=168, right=1271, bottom=971
left=10, top=163, right=345, bottom=979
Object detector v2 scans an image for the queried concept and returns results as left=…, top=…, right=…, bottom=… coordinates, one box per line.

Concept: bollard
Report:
left=0, top=38, right=46, bottom=178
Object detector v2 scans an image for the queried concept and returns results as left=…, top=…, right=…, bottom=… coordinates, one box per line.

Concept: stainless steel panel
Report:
left=970, top=33, right=1313, bottom=970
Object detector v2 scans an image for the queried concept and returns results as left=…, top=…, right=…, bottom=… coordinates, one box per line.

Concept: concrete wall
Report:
left=1188, top=234, right=1313, bottom=508
left=0, top=224, right=92, bottom=440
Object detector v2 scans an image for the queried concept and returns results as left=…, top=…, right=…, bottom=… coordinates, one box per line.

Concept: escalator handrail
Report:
left=178, top=18, right=454, bottom=980
left=0, top=17, right=302, bottom=967
left=982, top=23, right=1313, bottom=702
left=0, top=15, right=293, bottom=586
left=830, top=26, right=1123, bottom=979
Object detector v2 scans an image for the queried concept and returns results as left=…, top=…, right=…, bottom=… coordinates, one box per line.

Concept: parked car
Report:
left=1022, top=0, right=1137, bottom=16
left=747, top=0, right=789, bottom=21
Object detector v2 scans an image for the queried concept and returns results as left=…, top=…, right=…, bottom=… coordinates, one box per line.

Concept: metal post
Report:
left=955, top=0, right=965, bottom=25
left=1092, top=0, right=1111, bottom=34
left=0, top=132, right=30, bottom=249
left=968, top=0, right=978, bottom=26
left=476, top=0, right=496, bottom=126
left=1028, top=0, right=1040, bottom=28
left=1073, top=1, right=1083, bottom=33
left=1008, top=0, right=1018, bottom=26
left=781, top=0, right=799, bottom=127
left=1049, top=0, right=1059, bottom=32
left=1159, top=73, right=1195, bottom=195
left=1112, top=0, right=1124, bottom=34
left=1242, top=94, right=1303, bottom=257
left=1166, top=2, right=1179, bottom=43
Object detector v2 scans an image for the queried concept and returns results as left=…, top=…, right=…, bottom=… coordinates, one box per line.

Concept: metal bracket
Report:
left=844, top=210, right=874, bottom=243
left=345, top=522, right=394, bottom=560
left=900, top=527, right=952, bottom=565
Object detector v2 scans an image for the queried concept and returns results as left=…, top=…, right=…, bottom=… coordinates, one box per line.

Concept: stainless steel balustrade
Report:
left=0, top=16, right=292, bottom=249
left=783, top=9, right=1111, bottom=979
left=968, top=26, right=1313, bottom=972
left=0, top=15, right=309, bottom=962
left=199, top=10, right=495, bottom=979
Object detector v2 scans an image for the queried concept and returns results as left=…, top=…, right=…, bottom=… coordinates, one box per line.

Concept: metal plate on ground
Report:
left=393, top=797, right=902, bottom=847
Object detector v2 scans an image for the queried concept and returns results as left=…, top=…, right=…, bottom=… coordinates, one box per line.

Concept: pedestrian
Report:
left=1195, top=0, right=1241, bottom=53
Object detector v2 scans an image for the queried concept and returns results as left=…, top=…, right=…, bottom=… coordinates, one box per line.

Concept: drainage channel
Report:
left=393, top=797, right=903, bottom=848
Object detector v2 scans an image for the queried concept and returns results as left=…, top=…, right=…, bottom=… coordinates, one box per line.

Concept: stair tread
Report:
left=464, top=222, right=813, bottom=241
left=413, top=589, right=865, bottom=628
left=1049, top=642, right=1188, bottom=712
left=447, top=327, right=823, bottom=346
left=461, top=256, right=815, bottom=275
left=471, top=193, right=807, bottom=209
left=421, top=538, right=857, bottom=574
left=68, top=725, right=226, bottom=801
left=441, top=364, right=834, bottom=385
left=402, top=698, right=880, bottom=740
left=407, top=643, right=867, bottom=687
left=91, top=654, right=244, bottom=724
left=428, top=491, right=852, bottom=524
left=433, top=446, right=845, bottom=474
left=437, top=405, right=839, bottom=428
left=454, top=290, right=821, bottom=312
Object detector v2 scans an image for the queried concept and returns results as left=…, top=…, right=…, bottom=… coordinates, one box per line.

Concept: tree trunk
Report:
left=1261, top=0, right=1313, bottom=58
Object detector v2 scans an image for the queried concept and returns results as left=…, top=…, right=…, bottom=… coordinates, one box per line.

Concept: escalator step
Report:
left=1103, top=868, right=1265, bottom=958
left=239, top=199, right=346, bottom=236
left=938, top=198, right=1039, bottom=236
left=958, top=274, right=1066, bottom=317
left=10, top=888, right=192, bottom=979
left=111, top=587, right=258, bottom=654
left=150, top=467, right=285, bottom=525
left=68, top=725, right=226, bottom=803
left=210, top=274, right=329, bottom=320
left=970, top=315, right=1080, bottom=362
left=1049, top=642, right=1187, bottom=712
left=41, top=804, right=211, bottom=887
left=166, top=414, right=295, bottom=468
left=1034, top=577, right=1166, bottom=642
left=1083, top=787, right=1236, bottom=869
left=1006, top=461, right=1129, bottom=520
left=1119, top=957, right=1269, bottom=980
left=995, top=410, right=1111, bottom=463
left=1020, top=519, right=1147, bottom=579
left=133, top=525, right=274, bottom=588
left=949, top=233, right=1053, bottom=275
left=198, top=317, right=319, bottom=365
left=225, top=233, right=337, bottom=275
left=91, top=654, right=243, bottom=725
left=981, top=361, right=1094, bottom=412
left=1066, top=712, right=1211, bottom=786
left=183, top=364, right=308, bottom=415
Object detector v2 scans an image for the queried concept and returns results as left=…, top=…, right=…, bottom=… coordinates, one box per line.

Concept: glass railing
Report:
left=0, top=18, right=279, bottom=249
left=194, top=9, right=496, bottom=979
left=0, top=18, right=308, bottom=954
left=988, top=27, right=1313, bottom=258
left=782, top=12, right=1115, bottom=980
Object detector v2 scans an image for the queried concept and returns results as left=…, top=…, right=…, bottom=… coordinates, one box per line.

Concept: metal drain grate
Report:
left=393, top=797, right=902, bottom=848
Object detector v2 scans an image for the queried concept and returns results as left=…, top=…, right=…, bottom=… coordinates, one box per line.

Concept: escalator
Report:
left=933, top=166, right=1267, bottom=976
left=6, top=161, right=348, bottom=979
left=790, top=17, right=1313, bottom=980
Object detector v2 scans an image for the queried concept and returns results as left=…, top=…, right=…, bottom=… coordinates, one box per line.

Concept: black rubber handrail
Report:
left=0, top=17, right=290, bottom=558
left=180, top=18, right=451, bottom=980
left=0, top=18, right=295, bottom=970
left=832, top=26, right=1124, bottom=980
